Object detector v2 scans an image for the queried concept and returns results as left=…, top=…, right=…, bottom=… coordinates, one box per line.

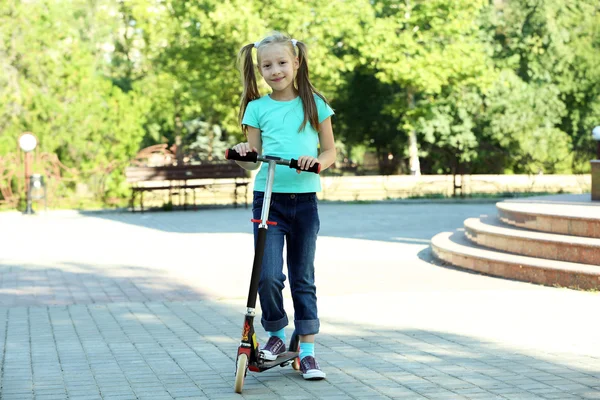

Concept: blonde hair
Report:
left=237, top=32, right=329, bottom=136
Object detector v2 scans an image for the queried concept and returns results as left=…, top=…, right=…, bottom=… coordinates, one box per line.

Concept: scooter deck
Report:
left=258, top=351, right=299, bottom=371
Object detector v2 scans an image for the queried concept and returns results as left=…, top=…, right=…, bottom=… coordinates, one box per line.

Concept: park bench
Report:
left=125, top=163, right=249, bottom=212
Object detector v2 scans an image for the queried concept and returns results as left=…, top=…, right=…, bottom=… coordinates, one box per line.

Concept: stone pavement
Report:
left=0, top=202, right=599, bottom=400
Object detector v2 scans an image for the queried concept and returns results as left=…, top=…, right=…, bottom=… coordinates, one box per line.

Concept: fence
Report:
left=319, top=174, right=591, bottom=201
left=0, top=151, right=117, bottom=210
left=138, top=173, right=591, bottom=207
left=1, top=148, right=592, bottom=209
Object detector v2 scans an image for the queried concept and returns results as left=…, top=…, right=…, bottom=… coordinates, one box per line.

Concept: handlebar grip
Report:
left=290, top=159, right=321, bottom=174
left=225, top=149, right=258, bottom=162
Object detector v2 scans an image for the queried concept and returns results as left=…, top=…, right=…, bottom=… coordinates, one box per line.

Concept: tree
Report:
left=359, top=0, right=491, bottom=175
left=481, top=0, right=600, bottom=172
left=419, top=70, right=571, bottom=174
left=332, top=68, right=405, bottom=174
left=0, top=0, right=148, bottom=199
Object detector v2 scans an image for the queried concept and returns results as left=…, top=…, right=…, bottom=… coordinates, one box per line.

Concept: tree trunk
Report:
left=407, top=90, right=421, bottom=176
left=175, top=114, right=183, bottom=166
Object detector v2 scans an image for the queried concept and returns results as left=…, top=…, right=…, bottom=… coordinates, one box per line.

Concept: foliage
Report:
left=0, top=0, right=148, bottom=200
left=480, top=0, right=600, bottom=171
left=1, top=0, right=599, bottom=206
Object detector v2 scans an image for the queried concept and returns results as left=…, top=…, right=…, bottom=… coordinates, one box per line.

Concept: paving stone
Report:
left=1, top=206, right=600, bottom=400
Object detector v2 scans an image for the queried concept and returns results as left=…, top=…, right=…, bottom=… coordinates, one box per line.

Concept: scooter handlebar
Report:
left=289, top=158, right=321, bottom=174
left=225, top=149, right=321, bottom=174
left=225, top=149, right=258, bottom=163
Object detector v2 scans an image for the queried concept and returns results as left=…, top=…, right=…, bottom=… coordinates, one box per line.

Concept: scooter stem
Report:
left=246, top=161, right=277, bottom=310
left=259, top=160, right=277, bottom=229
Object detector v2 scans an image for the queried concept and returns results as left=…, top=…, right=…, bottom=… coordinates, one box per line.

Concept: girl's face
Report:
left=257, top=43, right=299, bottom=94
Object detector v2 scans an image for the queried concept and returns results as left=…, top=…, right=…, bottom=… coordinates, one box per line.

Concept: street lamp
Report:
left=18, top=132, right=37, bottom=214
left=592, top=126, right=600, bottom=201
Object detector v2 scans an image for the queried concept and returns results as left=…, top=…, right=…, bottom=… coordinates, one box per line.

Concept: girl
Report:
left=232, top=32, right=336, bottom=380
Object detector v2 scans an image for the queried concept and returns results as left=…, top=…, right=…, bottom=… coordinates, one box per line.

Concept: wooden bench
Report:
left=125, top=163, right=249, bottom=212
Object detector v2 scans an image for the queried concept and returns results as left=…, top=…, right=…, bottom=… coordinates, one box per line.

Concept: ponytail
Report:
left=238, top=43, right=260, bottom=137
left=295, top=41, right=328, bottom=133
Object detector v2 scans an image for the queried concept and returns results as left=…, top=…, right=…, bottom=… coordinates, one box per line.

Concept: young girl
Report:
left=231, top=32, right=336, bottom=380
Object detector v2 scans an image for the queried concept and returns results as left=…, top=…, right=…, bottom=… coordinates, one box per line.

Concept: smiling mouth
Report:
left=272, top=77, right=284, bottom=82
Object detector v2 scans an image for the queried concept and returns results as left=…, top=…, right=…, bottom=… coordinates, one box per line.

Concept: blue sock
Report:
left=268, top=328, right=286, bottom=341
left=299, top=342, right=315, bottom=360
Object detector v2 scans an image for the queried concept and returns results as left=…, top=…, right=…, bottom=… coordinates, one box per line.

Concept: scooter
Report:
left=224, top=149, right=321, bottom=394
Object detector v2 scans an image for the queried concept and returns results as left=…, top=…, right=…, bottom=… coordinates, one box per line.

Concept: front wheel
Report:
left=289, top=332, right=301, bottom=371
left=292, top=356, right=301, bottom=371
left=234, top=353, right=248, bottom=393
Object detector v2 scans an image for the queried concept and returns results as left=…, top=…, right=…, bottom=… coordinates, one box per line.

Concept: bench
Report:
left=125, top=163, right=249, bottom=212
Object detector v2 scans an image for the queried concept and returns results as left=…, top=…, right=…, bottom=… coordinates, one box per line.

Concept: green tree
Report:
left=481, top=0, right=600, bottom=172
left=332, top=68, right=405, bottom=174
left=360, top=0, right=491, bottom=175
left=418, top=70, right=571, bottom=175
left=0, top=0, right=148, bottom=199
left=122, top=0, right=373, bottom=159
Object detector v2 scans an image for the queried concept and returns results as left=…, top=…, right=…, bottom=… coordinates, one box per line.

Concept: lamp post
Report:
left=593, top=126, right=600, bottom=159
left=18, top=132, right=37, bottom=214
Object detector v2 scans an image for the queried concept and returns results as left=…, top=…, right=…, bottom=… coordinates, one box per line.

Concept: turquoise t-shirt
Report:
left=242, top=93, right=334, bottom=193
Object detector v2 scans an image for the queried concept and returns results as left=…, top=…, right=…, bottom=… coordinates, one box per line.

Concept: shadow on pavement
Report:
left=417, top=246, right=494, bottom=278
left=1, top=296, right=598, bottom=399
left=81, top=202, right=497, bottom=244
left=0, top=261, right=207, bottom=307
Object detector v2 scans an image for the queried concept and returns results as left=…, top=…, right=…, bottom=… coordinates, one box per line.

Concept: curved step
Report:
left=497, top=201, right=600, bottom=239
left=464, top=217, right=600, bottom=265
left=431, top=230, right=600, bottom=290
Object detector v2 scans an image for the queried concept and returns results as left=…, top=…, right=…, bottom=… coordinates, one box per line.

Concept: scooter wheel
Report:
left=234, top=353, right=248, bottom=393
left=292, top=357, right=301, bottom=371
left=290, top=333, right=301, bottom=371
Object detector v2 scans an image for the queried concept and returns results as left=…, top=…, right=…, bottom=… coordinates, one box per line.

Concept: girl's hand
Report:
left=232, top=142, right=257, bottom=157
left=296, top=156, right=318, bottom=174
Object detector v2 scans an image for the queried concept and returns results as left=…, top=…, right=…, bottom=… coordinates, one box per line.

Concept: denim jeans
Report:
left=252, top=191, right=320, bottom=336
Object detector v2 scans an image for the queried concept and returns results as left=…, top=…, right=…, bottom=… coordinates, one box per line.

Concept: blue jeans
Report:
left=252, top=191, right=320, bottom=336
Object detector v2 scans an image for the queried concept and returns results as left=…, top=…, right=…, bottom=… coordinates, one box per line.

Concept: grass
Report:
left=0, top=198, right=125, bottom=213
left=0, top=190, right=582, bottom=212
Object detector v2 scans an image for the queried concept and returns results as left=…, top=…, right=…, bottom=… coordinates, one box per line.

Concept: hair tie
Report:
left=254, top=41, right=260, bottom=48
left=291, top=39, right=298, bottom=47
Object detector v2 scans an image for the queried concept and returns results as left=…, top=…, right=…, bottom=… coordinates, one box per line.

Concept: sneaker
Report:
left=260, top=336, right=286, bottom=361
left=300, top=356, right=326, bottom=380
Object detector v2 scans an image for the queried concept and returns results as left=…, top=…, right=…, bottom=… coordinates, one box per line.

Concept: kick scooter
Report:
left=224, top=149, right=321, bottom=394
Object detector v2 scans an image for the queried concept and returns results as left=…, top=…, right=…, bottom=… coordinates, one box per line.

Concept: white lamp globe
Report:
left=593, top=126, right=600, bottom=141
left=19, top=133, right=37, bottom=152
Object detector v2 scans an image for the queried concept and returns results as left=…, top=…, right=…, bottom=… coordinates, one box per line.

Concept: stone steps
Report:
left=431, top=230, right=600, bottom=290
left=497, top=201, right=600, bottom=238
left=464, top=216, right=600, bottom=265
left=431, top=195, right=600, bottom=290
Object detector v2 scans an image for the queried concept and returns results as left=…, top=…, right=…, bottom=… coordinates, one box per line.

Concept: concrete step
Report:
left=464, top=216, right=600, bottom=265
left=497, top=201, right=600, bottom=239
left=431, top=230, right=600, bottom=290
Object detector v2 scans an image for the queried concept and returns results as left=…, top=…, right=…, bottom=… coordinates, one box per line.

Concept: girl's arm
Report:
left=317, top=117, right=336, bottom=170
left=234, top=126, right=262, bottom=171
